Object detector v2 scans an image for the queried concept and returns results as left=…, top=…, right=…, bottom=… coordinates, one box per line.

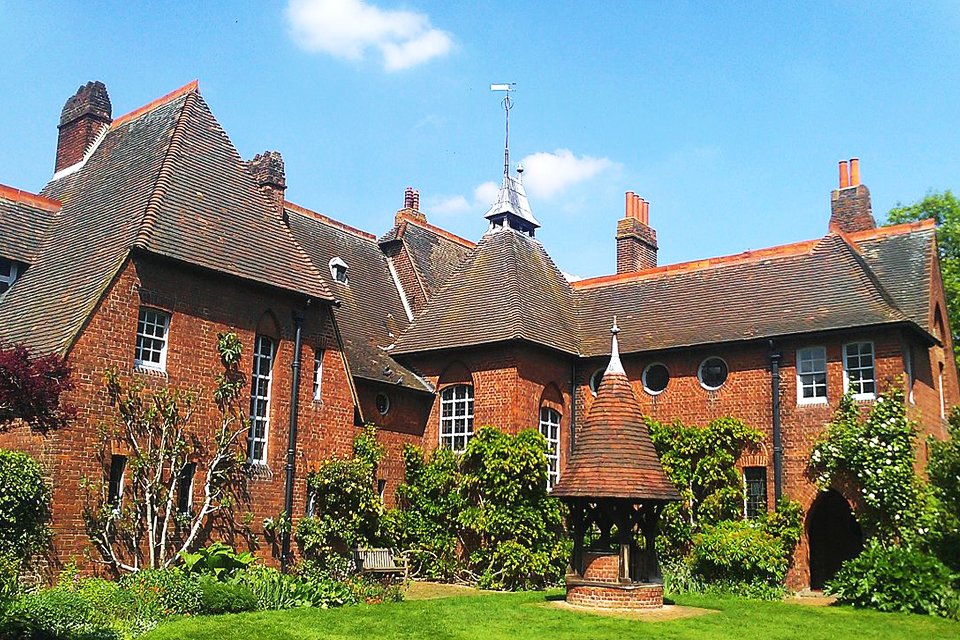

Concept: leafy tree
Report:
left=927, top=408, right=960, bottom=571
left=808, top=389, right=930, bottom=544
left=886, top=190, right=960, bottom=359
left=0, top=343, right=73, bottom=432
left=646, top=416, right=764, bottom=557
left=83, top=332, right=250, bottom=572
left=295, top=426, right=390, bottom=574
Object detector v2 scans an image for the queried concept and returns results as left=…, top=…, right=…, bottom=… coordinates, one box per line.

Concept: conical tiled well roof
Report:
left=552, top=323, right=680, bottom=501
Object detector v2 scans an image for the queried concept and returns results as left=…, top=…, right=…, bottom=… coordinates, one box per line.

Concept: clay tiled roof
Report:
left=379, top=214, right=474, bottom=297
left=0, top=185, right=60, bottom=265
left=392, top=228, right=580, bottom=356
left=574, top=230, right=916, bottom=357
left=286, top=203, right=432, bottom=393
left=0, top=82, right=330, bottom=354
left=552, top=330, right=679, bottom=501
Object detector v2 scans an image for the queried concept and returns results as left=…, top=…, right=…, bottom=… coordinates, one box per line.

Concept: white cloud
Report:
left=285, top=0, right=454, bottom=71
left=426, top=194, right=470, bottom=216
left=473, top=181, right=500, bottom=206
left=561, top=271, right=583, bottom=282
left=519, top=149, right=617, bottom=199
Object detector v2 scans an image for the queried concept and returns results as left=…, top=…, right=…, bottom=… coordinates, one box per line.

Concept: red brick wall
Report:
left=566, top=583, right=664, bottom=609
left=0, top=255, right=358, bottom=574
left=400, top=343, right=574, bottom=461
left=573, top=327, right=952, bottom=590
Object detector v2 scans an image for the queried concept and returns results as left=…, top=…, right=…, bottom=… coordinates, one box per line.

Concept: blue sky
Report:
left=1, top=1, right=958, bottom=278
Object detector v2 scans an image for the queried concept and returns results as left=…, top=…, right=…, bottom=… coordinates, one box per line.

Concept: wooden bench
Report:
left=354, top=548, right=407, bottom=580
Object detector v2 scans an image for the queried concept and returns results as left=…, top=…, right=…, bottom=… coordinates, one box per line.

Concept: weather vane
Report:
left=491, top=83, right=516, bottom=178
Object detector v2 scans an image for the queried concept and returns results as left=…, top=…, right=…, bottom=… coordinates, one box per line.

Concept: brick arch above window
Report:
left=256, top=310, right=281, bottom=341
left=539, top=382, right=564, bottom=415
left=438, top=360, right=473, bottom=387
left=738, top=443, right=769, bottom=468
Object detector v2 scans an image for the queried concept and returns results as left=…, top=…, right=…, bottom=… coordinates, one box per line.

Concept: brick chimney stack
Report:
left=829, top=157, right=876, bottom=233
left=616, top=191, right=658, bottom=273
left=396, top=186, right=426, bottom=224
left=248, top=151, right=287, bottom=213
left=56, top=81, right=112, bottom=173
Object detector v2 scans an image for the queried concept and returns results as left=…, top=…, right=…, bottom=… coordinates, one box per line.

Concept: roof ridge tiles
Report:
left=285, top=201, right=378, bottom=241
left=395, top=212, right=476, bottom=248
left=0, top=183, right=61, bottom=213
left=573, top=219, right=936, bottom=291
left=110, top=80, right=199, bottom=130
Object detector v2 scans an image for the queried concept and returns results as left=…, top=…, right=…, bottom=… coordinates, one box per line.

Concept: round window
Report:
left=642, top=363, right=669, bottom=395
left=589, top=368, right=605, bottom=396
left=698, top=357, right=728, bottom=390
left=375, top=392, right=391, bottom=415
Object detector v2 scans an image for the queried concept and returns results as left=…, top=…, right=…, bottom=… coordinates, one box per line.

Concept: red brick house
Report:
left=0, top=81, right=956, bottom=590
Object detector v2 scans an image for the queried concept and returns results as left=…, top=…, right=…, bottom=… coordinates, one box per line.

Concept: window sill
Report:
left=133, top=363, right=168, bottom=377
left=797, top=399, right=828, bottom=407
left=245, top=463, right=273, bottom=481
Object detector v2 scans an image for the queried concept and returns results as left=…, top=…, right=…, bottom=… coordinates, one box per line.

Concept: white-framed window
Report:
left=843, top=341, right=876, bottom=399
left=248, top=334, right=275, bottom=465
left=698, top=357, right=728, bottom=390
left=440, top=384, right=474, bottom=452
left=0, top=258, right=20, bottom=296
left=743, top=466, right=767, bottom=519
left=329, top=257, right=348, bottom=284
left=134, top=307, right=170, bottom=371
left=797, top=346, right=827, bottom=404
left=588, top=368, right=604, bottom=397
left=539, top=407, right=561, bottom=490
left=642, top=362, right=669, bottom=395
left=313, top=349, right=323, bottom=401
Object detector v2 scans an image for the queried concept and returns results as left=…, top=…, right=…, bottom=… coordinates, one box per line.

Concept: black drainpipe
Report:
left=569, top=361, right=578, bottom=452
left=281, top=307, right=306, bottom=573
left=769, top=341, right=783, bottom=506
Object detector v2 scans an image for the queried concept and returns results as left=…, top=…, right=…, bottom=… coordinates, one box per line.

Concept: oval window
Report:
left=698, top=357, right=728, bottom=390
left=589, top=368, right=605, bottom=396
left=376, top=392, right=391, bottom=415
left=642, top=363, right=669, bottom=395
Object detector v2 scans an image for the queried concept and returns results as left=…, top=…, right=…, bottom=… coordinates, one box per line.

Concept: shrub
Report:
left=0, top=343, right=73, bottom=432
left=0, top=450, right=51, bottom=573
left=928, top=410, right=960, bottom=572
left=826, top=541, right=958, bottom=617
left=0, top=585, right=121, bottom=640
left=180, top=541, right=255, bottom=581
left=691, top=520, right=788, bottom=590
left=646, top=416, right=764, bottom=558
left=119, top=567, right=203, bottom=618
left=296, top=427, right=389, bottom=572
left=759, top=498, right=804, bottom=561
left=198, top=576, right=257, bottom=614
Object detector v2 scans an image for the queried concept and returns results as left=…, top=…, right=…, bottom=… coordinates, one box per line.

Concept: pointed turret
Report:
left=552, top=322, right=679, bottom=500
left=483, top=164, right=541, bottom=237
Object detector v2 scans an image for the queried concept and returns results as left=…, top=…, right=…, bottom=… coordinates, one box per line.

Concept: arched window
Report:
left=248, top=334, right=275, bottom=465
left=440, top=384, right=474, bottom=452
left=539, top=407, right=561, bottom=490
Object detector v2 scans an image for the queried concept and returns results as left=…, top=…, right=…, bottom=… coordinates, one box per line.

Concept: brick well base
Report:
left=565, top=579, right=665, bottom=609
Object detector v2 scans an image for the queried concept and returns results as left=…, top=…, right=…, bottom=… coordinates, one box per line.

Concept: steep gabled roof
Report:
left=854, top=222, right=936, bottom=334
left=378, top=214, right=474, bottom=297
left=286, top=203, right=432, bottom=393
left=393, top=228, right=580, bottom=356
left=552, top=328, right=679, bottom=501
left=0, top=185, right=60, bottom=264
left=574, top=230, right=912, bottom=357
left=0, top=82, right=331, bottom=354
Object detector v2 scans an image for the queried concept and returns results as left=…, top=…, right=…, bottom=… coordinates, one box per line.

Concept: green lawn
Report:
left=141, top=589, right=959, bottom=640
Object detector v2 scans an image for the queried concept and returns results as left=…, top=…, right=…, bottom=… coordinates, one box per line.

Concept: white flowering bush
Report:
left=808, top=388, right=931, bottom=543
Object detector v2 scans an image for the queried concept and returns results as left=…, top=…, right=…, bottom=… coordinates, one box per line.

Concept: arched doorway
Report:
left=807, top=489, right=863, bottom=590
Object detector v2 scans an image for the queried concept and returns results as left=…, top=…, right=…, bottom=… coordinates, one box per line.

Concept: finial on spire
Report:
left=491, top=83, right=516, bottom=178
left=605, top=316, right=625, bottom=376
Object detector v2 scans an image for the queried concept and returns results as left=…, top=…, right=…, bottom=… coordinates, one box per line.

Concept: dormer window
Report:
left=329, top=257, right=348, bottom=284
left=0, top=258, right=22, bottom=297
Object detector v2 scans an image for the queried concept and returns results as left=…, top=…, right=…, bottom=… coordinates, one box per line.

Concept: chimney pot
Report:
left=839, top=160, right=849, bottom=189
left=617, top=191, right=658, bottom=273
left=412, top=189, right=420, bottom=211
left=404, top=186, right=415, bottom=209
left=642, top=199, right=650, bottom=225
left=625, top=191, right=635, bottom=219
left=849, top=158, right=860, bottom=186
